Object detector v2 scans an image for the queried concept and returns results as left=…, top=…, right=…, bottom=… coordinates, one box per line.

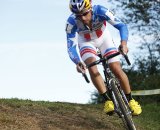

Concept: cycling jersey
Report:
left=65, top=5, right=128, bottom=64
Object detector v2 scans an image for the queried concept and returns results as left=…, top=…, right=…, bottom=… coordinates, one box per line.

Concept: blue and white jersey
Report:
left=65, top=5, right=128, bottom=64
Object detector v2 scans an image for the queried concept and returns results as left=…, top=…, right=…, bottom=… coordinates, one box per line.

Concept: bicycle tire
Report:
left=111, top=79, right=136, bottom=130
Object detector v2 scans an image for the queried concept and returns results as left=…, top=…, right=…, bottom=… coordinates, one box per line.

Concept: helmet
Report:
left=69, top=0, right=92, bottom=15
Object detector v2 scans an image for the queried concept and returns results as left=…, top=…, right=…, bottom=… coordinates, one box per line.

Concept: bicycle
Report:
left=82, top=51, right=136, bottom=130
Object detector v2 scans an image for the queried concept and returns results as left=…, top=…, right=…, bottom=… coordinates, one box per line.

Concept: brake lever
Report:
left=79, top=64, right=90, bottom=83
left=119, top=46, right=131, bottom=65
left=82, top=72, right=90, bottom=83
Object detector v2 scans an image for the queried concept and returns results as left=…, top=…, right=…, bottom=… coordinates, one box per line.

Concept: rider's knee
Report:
left=109, top=62, right=125, bottom=77
left=89, top=67, right=100, bottom=76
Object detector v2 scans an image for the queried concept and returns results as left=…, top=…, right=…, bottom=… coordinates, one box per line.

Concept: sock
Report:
left=101, top=91, right=111, bottom=101
left=125, top=92, right=133, bottom=101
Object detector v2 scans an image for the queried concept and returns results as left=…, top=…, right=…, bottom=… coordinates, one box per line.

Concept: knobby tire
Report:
left=111, top=79, right=136, bottom=130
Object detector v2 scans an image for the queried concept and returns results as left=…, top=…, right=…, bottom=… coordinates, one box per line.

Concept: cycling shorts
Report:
left=78, top=27, right=120, bottom=64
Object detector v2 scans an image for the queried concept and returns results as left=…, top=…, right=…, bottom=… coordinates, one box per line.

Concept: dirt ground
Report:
left=0, top=99, right=141, bottom=130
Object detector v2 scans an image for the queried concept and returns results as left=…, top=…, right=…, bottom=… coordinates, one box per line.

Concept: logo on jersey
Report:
left=65, top=23, right=73, bottom=33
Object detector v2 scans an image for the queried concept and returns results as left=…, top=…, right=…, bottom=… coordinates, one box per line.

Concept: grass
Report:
left=0, top=98, right=159, bottom=130
left=133, top=102, right=160, bottom=130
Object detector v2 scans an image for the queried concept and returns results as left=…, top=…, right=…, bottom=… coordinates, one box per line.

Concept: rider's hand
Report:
left=119, top=40, right=128, bottom=54
left=76, top=62, right=86, bottom=73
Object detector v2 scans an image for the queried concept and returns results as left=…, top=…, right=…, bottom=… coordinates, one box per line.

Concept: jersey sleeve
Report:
left=65, top=16, right=80, bottom=64
left=96, top=5, right=129, bottom=41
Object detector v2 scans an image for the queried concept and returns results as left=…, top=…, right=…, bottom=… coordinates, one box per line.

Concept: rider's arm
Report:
left=65, top=15, right=81, bottom=64
left=95, top=5, right=129, bottom=42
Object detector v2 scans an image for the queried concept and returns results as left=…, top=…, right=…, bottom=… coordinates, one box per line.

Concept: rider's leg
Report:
left=78, top=42, right=110, bottom=100
left=84, top=57, right=114, bottom=113
left=78, top=39, right=114, bottom=113
left=98, top=28, right=131, bottom=95
left=109, top=61, right=142, bottom=115
left=109, top=61, right=131, bottom=95
left=84, top=57, right=107, bottom=94
left=109, top=61, right=133, bottom=101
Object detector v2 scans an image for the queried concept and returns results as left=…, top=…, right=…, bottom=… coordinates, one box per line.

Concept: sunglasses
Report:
left=76, top=10, right=90, bottom=17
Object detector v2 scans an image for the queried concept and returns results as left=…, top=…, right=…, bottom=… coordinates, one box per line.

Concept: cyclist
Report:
left=65, top=0, right=142, bottom=115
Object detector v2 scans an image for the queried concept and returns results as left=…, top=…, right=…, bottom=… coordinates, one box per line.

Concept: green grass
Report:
left=134, top=102, right=160, bottom=130
left=0, top=98, right=159, bottom=130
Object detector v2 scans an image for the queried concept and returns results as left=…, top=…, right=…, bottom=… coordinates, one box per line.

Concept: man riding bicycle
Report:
left=65, top=0, right=142, bottom=115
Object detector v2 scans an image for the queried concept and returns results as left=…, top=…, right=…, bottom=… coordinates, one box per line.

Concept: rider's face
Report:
left=76, top=11, right=92, bottom=25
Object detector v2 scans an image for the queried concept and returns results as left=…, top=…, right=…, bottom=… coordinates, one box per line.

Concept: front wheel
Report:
left=111, top=79, right=136, bottom=130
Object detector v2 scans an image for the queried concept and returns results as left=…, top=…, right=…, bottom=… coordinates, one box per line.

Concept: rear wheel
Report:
left=111, top=79, right=136, bottom=130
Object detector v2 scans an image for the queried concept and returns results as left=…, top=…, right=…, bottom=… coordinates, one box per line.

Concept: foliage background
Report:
left=90, top=0, right=160, bottom=104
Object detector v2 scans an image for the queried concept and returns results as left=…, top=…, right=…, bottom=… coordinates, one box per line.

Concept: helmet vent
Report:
left=70, top=0, right=91, bottom=14
left=77, top=1, right=85, bottom=11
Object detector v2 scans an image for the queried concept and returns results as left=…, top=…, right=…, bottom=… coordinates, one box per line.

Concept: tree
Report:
left=90, top=0, right=160, bottom=104
left=113, top=0, right=160, bottom=89
left=121, top=0, right=160, bottom=102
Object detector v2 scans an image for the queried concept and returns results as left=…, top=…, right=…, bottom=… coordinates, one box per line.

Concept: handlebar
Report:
left=82, top=52, right=131, bottom=83
left=123, top=53, right=131, bottom=65
left=87, top=52, right=131, bottom=68
left=119, top=46, right=131, bottom=65
left=87, top=52, right=121, bottom=68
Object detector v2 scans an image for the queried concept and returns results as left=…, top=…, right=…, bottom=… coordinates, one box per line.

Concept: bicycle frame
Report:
left=98, top=53, right=129, bottom=116
left=83, top=52, right=136, bottom=130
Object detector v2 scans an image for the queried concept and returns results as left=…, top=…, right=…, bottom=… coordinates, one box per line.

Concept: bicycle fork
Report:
left=107, top=79, right=124, bottom=117
left=119, top=87, right=132, bottom=114
left=108, top=79, right=131, bottom=117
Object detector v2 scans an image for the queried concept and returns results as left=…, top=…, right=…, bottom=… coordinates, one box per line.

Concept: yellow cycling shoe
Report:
left=104, top=100, right=114, bottom=114
left=129, top=99, right=142, bottom=116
